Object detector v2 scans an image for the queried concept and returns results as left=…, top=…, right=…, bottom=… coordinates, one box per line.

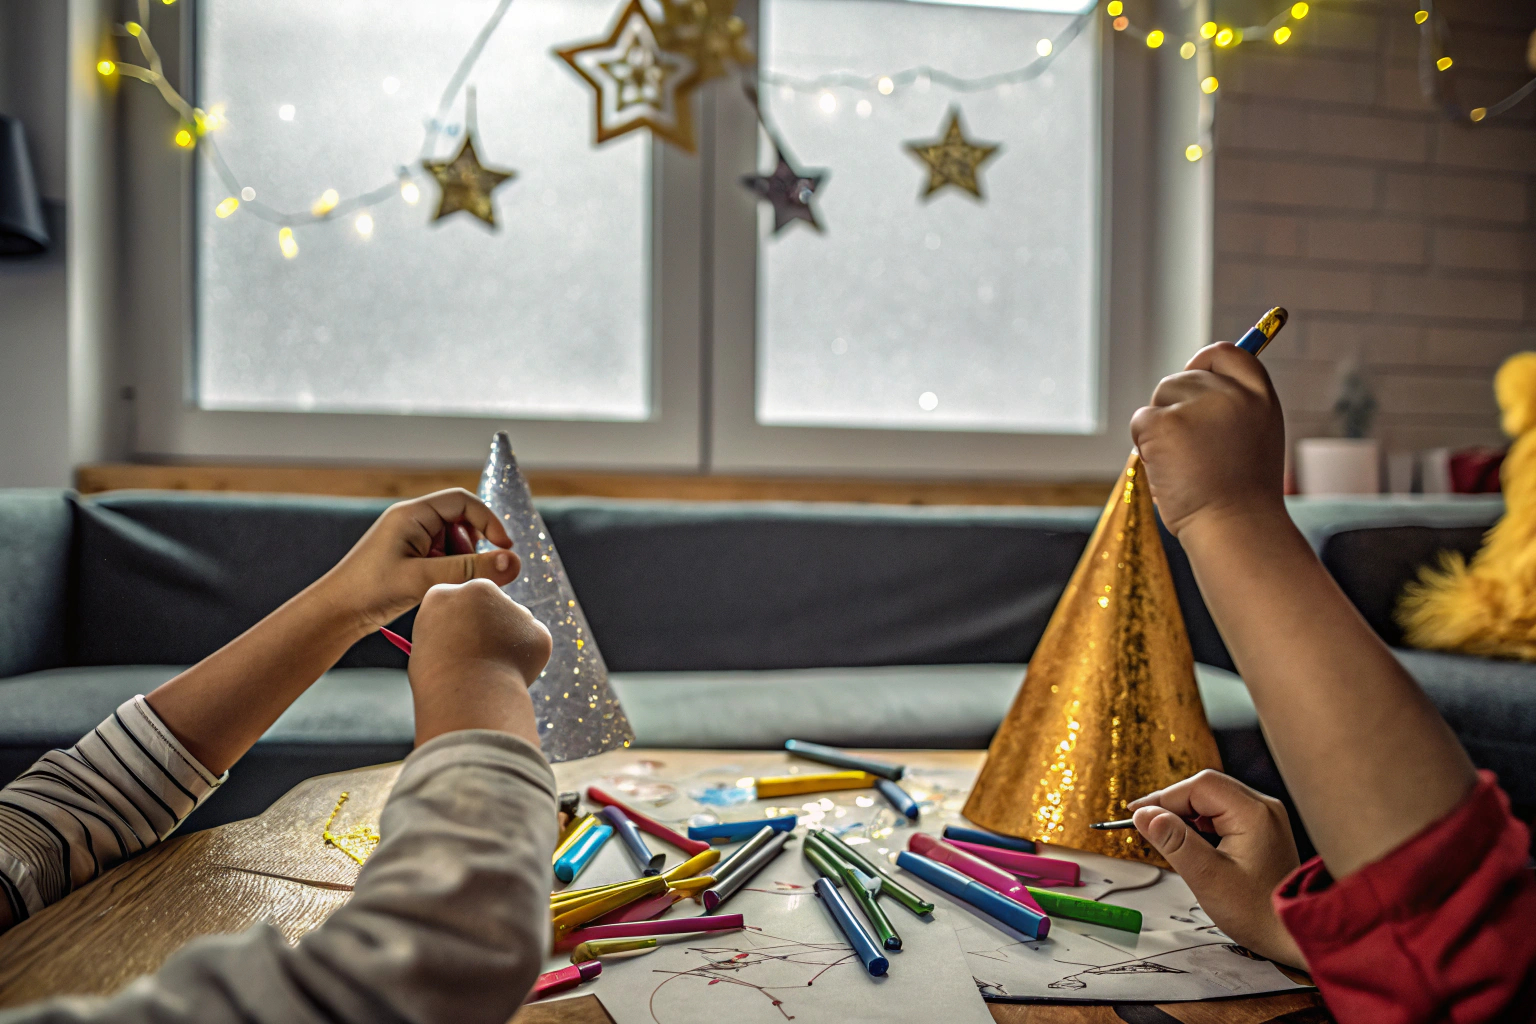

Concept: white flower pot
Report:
left=1296, top=438, right=1381, bottom=496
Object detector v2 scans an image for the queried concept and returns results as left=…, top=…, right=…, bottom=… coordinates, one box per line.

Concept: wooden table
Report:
left=0, top=749, right=1328, bottom=1023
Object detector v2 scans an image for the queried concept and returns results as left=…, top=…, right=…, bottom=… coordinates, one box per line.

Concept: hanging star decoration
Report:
left=741, top=141, right=825, bottom=234
left=656, top=0, right=754, bottom=84
left=556, top=0, right=700, bottom=152
left=321, top=792, right=380, bottom=867
left=421, top=132, right=515, bottom=228
left=905, top=107, right=1001, bottom=201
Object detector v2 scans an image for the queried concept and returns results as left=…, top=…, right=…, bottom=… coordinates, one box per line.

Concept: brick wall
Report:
left=1210, top=0, right=1536, bottom=460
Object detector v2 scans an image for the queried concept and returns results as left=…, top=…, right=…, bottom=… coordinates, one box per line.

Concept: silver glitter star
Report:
left=741, top=144, right=826, bottom=234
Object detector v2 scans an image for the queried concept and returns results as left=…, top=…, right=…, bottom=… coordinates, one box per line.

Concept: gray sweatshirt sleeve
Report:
left=0, top=729, right=558, bottom=1024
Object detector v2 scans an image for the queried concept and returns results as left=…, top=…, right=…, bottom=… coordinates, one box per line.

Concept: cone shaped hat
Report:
left=962, top=452, right=1220, bottom=865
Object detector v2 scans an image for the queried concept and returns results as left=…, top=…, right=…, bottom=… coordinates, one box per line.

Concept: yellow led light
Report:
left=355, top=212, right=374, bottom=237
left=173, top=128, right=193, bottom=148
left=1200, top=21, right=1217, bottom=38
left=1180, top=41, right=1196, bottom=58
left=1146, top=30, right=1165, bottom=48
left=1291, top=2, right=1309, bottom=18
left=1106, top=1, right=1122, bottom=15
left=1113, top=15, right=1128, bottom=30
left=162, top=0, right=177, bottom=5
left=1273, top=26, right=1292, bottom=44
left=877, top=76, right=894, bottom=95
left=1185, top=143, right=1203, bottom=162
left=311, top=188, right=339, bottom=216
left=125, top=21, right=142, bottom=36
left=278, top=227, right=298, bottom=259
left=1414, top=10, right=1429, bottom=24
left=97, top=60, right=115, bottom=76
left=1201, top=76, right=1219, bottom=94
left=214, top=197, right=239, bottom=218
left=400, top=179, right=420, bottom=204
left=1436, top=56, right=1452, bottom=70
left=1470, top=107, right=1487, bottom=122
left=1037, top=38, right=1053, bottom=57
left=1215, top=27, right=1234, bottom=46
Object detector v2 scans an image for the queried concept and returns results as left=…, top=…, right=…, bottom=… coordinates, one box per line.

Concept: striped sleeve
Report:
left=0, top=696, right=224, bottom=924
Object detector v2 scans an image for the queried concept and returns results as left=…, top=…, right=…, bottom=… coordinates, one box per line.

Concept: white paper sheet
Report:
left=548, top=758, right=1308, bottom=1012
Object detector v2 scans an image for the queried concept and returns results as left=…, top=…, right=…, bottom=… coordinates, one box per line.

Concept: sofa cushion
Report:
left=0, top=490, right=70, bottom=678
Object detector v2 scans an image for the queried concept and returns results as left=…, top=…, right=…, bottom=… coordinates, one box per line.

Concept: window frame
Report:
left=117, top=0, right=1177, bottom=481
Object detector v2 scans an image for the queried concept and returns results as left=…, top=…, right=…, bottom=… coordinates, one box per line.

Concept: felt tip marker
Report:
left=875, top=778, right=920, bottom=819
left=942, top=825, right=1037, bottom=854
left=783, top=740, right=906, bottom=780
left=814, top=877, right=889, bottom=976
left=551, top=876, right=668, bottom=939
left=806, top=833, right=901, bottom=950
left=562, top=913, right=744, bottom=949
left=712, top=826, right=780, bottom=884
left=907, top=834, right=1045, bottom=915
left=754, top=771, right=877, bottom=798
left=602, top=804, right=664, bottom=875
left=702, top=829, right=792, bottom=910
left=528, top=960, right=601, bottom=1001
left=1234, top=306, right=1288, bottom=356
left=944, top=839, right=1081, bottom=885
left=552, top=814, right=599, bottom=867
left=554, top=823, right=613, bottom=883
left=1025, top=885, right=1143, bottom=933
left=569, top=937, right=659, bottom=963
left=1089, top=819, right=1137, bottom=830
left=662, top=848, right=721, bottom=882
left=586, top=785, right=712, bottom=856
left=687, top=815, right=797, bottom=843
left=813, top=828, right=935, bottom=917
left=895, top=851, right=1050, bottom=940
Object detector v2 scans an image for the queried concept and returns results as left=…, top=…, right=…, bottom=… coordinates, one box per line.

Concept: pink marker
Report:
left=585, top=889, right=682, bottom=930
left=908, top=834, right=1046, bottom=914
left=586, top=785, right=711, bottom=855
left=945, top=839, right=1081, bottom=885
left=559, top=913, right=744, bottom=951
left=379, top=627, right=412, bottom=655
left=528, top=960, right=601, bottom=1001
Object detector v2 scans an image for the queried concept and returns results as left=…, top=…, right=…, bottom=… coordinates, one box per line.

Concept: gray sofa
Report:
left=1, top=489, right=1530, bottom=852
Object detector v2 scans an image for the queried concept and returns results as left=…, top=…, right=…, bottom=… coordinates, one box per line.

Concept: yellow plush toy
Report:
left=1398, top=352, right=1536, bottom=660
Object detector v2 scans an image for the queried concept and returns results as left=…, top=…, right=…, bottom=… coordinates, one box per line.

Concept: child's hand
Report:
left=408, top=578, right=552, bottom=747
left=1129, top=342, right=1287, bottom=539
left=320, top=489, right=522, bottom=634
left=1130, top=770, right=1307, bottom=970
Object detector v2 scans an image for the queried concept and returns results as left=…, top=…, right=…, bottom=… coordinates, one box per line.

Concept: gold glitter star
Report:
left=556, top=0, right=700, bottom=152
left=657, top=0, right=754, bottom=83
left=421, top=133, right=515, bottom=228
left=905, top=107, right=1001, bottom=201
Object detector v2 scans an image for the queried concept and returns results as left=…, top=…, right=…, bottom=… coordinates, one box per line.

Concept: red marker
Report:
left=908, top=834, right=1046, bottom=914
left=528, top=960, right=601, bottom=1001
left=379, top=627, right=412, bottom=656
left=945, top=839, right=1081, bottom=885
left=586, top=785, right=711, bottom=855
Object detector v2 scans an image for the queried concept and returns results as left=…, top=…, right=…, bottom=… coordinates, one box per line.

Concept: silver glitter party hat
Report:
left=479, top=432, right=634, bottom=761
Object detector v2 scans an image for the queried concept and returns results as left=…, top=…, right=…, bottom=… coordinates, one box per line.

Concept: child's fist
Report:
left=1129, top=343, right=1286, bottom=539
left=408, top=578, right=552, bottom=747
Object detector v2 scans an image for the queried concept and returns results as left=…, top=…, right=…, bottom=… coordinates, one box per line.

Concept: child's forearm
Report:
left=144, top=576, right=372, bottom=775
left=1180, top=508, right=1477, bottom=878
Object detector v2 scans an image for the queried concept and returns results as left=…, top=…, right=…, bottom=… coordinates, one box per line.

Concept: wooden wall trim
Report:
left=75, top=463, right=1114, bottom=507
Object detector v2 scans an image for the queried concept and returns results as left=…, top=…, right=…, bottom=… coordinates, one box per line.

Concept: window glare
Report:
left=195, top=0, right=651, bottom=421
left=756, top=0, right=1100, bottom=434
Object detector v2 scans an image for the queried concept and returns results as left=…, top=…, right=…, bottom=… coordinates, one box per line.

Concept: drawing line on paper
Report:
left=645, top=929, right=860, bottom=1023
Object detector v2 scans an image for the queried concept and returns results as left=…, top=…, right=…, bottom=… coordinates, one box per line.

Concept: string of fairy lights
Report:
left=98, top=0, right=1535, bottom=257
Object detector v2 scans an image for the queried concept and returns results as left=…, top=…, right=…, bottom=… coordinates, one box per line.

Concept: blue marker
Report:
left=602, top=805, right=664, bottom=875
left=554, top=823, right=613, bottom=883
left=814, top=877, right=888, bottom=976
left=895, top=851, right=1050, bottom=940
left=784, top=740, right=905, bottom=780
left=1233, top=307, right=1287, bottom=356
left=942, top=825, right=1037, bottom=855
left=687, top=815, right=798, bottom=843
left=875, top=778, right=920, bottom=820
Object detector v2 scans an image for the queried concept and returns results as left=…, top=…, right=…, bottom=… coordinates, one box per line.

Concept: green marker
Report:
left=806, top=833, right=901, bottom=950
left=1025, top=886, right=1143, bottom=933
left=814, top=829, right=935, bottom=917
left=804, top=837, right=847, bottom=882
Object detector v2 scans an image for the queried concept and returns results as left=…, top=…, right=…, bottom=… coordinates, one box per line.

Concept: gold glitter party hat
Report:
left=962, top=452, right=1221, bottom=866
left=480, top=432, right=635, bottom=762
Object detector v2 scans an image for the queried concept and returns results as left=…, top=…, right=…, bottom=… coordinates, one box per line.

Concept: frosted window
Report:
left=196, top=0, right=650, bottom=420
left=757, top=0, right=1100, bottom=433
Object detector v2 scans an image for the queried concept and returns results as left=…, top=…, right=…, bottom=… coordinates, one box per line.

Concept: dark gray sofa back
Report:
left=0, top=491, right=71, bottom=678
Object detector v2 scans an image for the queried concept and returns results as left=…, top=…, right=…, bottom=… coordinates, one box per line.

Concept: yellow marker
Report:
left=667, top=875, right=715, bottom=896
left=552, top=814, right=598, bottom=866
left=553, top=877, right=668, bottom=939
left=662, top=848, right=720, bottom=882
left=570, top=937, right=659, bottom=964
left=754, top=771, right=878, bottom=798
left=550, top=877, right=632, bottom=906
left=551, top=875, right=658, bottom=913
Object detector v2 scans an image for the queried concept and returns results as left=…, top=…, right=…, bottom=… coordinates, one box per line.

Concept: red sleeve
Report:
left=1273, top=771, right=1536, bottom=1024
